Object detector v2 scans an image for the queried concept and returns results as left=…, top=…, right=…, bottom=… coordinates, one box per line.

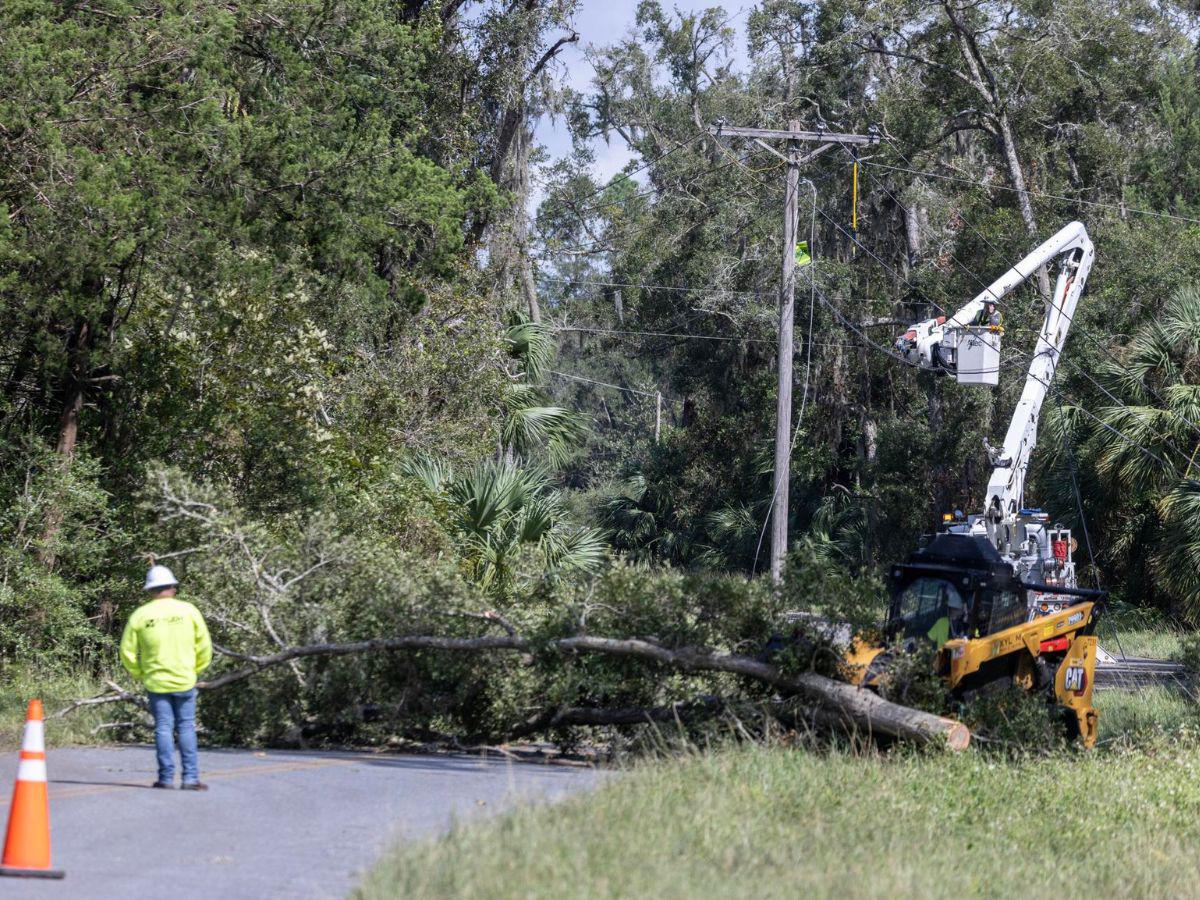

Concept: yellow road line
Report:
left=49, top=756, right=359, bottom=801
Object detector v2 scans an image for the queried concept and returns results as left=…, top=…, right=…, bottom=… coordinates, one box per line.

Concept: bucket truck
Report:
left=843, top=221, right=1104, bottom=747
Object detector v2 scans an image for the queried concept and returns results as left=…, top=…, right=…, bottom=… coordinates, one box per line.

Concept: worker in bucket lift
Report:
left=973, top=300, right=1002, bottom=328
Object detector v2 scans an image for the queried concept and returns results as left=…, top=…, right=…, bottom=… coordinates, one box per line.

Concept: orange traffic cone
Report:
left=0, top=700, right=64, bottom=879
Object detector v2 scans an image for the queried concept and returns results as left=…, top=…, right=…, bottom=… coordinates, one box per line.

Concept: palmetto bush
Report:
left=403, top=456, right=607, bottom=598
left=1050, top=285, right=1200, bottom=620
left=503, top=320, right=588, bottom=467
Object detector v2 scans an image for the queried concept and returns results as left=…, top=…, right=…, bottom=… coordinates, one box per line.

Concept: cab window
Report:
left=988, top=589, right=1026, bottom=633
left=894, top=577, right=966, bottom=642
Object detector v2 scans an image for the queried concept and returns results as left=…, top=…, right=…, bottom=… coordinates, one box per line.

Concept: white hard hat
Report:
left=144, top=565, right=179, bottom=591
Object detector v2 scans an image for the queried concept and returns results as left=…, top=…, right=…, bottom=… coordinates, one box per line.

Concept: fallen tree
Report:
left=64, top=476, right=969, bottom=751
left=57, top=630, right=970, bottom=750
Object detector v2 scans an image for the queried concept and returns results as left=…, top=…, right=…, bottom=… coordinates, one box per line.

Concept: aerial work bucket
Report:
left=952, top=327, right=1001, bottom=387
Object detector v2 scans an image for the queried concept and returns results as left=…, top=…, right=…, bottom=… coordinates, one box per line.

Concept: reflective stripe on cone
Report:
left=0, top=700, right=65, bottom=879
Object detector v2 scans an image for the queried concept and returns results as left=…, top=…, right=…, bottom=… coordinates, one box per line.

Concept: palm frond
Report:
left=541, top=526, right=608, bottom=575
left=400, top=454, right=453, bottom=494
left=502, top=404, right=589, bottom=466
left=506, top=319, right=556, bottom=382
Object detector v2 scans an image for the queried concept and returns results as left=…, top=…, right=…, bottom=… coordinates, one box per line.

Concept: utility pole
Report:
left=709, top=120, right=879, bottom=583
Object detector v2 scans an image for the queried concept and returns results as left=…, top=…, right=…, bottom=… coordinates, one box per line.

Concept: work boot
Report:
left=151, top=781, right=173, bottom=789
left=180, top=782, right=209, bottom=791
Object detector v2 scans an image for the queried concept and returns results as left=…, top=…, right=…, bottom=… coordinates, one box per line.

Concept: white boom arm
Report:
left=978, top=221, right=1093, bottom=520
left=895, top=221, right=1094, bottom=520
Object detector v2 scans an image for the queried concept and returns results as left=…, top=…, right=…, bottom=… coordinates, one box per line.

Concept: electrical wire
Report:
left=833, top=208, right=1187, bottom=459
left=534, top=145, right=792, bottom=260
left=553, top=134, right=703, bottom=215
left=549, top=369, right=683, bottom=404
left=864, top=160, right=1200, bottom=227
left=1054, top=394, right=1101, bottom=591
left=803, top=267, right=1177, bottom=472
left=564, top=148, right=777, bottom=219
left=533, top=173, right=761, bottom=260
left=553, top=324, right=865, bottom=349
left=845, top=148, right=1200, bottom=465
left=865, top=139, right=1200, bottom=446
left=542, top=276, right=768, bottom=298
left=550, top=130, right=1183, bottom=518
left=554, top=325, right=772, bottom=343
left=543, top=276, right=878, bottom=309
left=748, top=161, right=1179, bottom=472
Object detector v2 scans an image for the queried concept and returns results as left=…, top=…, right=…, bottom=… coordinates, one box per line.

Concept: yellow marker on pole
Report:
left=851, top=160, right=859, bottom=231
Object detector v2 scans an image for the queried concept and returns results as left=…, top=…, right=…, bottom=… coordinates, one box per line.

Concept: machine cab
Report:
left=886, top=533, right=1026, bottom=648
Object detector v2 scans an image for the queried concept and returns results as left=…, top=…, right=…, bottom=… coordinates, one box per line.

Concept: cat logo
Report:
left=1064, top=665, right=1086, bottom=693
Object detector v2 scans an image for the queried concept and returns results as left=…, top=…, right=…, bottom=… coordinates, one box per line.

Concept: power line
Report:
left=864, top=160, right=1200, bottom=227
left=548, top=370, right=682, bottom=404
left=555, top=324, right=767, bottom=344
left=554, top=134, right=703, bottom=215
left=544, top=274, right=886, bottom=308
left=738, top=149, right=1178, bottom=471
left=860, top=141, right=1200, bottom=450
left=1054, top=394, right=1101, bottom=591
left=542, top=276, right=767, bottom=298
left=846, top=150, right=1200, bottom=464
left=808, top=270, right=1176, bottom=472
left=788, top=140, right=1198, bottom=463
left=534, top=144, right=788, bottom=259
left=564, top=149, right=781, bottom=219
left=533, top=156, right=847, bottom=263
left=552, top=324, right=870, bottom=349
left=801, top=269, right=1021, bottom=375
left=533, top=174, right=757, bottom=259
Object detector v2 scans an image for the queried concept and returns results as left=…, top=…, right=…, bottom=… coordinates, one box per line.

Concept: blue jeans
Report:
left=148, top=689, right=199, bottom=785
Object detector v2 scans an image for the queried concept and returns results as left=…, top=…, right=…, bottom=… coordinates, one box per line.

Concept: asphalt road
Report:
left=1, top=745, right=601, bottom=899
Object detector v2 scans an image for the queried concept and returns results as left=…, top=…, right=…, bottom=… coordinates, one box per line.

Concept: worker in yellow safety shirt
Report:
left=927, top=589, right=967, bottom=648
left=120, top=565, right=212, bottom=790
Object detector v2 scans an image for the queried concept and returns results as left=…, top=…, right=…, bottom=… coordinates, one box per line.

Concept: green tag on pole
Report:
left=795, top=240, right=811, bottom=267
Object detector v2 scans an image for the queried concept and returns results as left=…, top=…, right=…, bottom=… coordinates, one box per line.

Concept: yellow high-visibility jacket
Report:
left=926, top=616, right=951, bottom=648
left=120, top=597, right=212, bottom=693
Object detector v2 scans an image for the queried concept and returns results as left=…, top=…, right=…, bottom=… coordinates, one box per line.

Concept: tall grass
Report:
left=0, top=667, right=121, bottom=750
left=355, top=741, right=1200, bottom=899
left=1103, top=627, right=1185, bottom=660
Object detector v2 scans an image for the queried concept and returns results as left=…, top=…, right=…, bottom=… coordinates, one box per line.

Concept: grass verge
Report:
left=1099, top=685, right=1200, bottom=744
left=0, top=668, right=117, bottom=750
left=1104, top=626, right=1185, bottom=660
left=355, top=739, right=1200, bottom=900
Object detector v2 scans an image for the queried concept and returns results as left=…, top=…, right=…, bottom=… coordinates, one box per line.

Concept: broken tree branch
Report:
left=49, top=680, right=146, bottom=718
left=190, top=633, right=968, bottom=750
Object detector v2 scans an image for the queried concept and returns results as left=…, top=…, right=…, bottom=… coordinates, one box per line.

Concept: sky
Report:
left=530, top=1, right=753, bottom=206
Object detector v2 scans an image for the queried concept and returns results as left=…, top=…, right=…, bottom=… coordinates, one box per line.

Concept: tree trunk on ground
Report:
left=59, top=632, right=971, bottom=749
left=191, top=633, right=969, bottom=749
